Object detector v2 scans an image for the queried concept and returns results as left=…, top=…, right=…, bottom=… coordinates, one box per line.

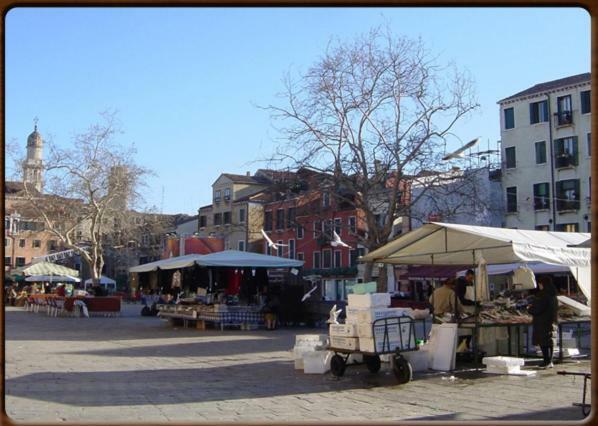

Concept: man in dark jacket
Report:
left=528, top=276, right=558, bottom=368
left=455, top=269, right=479, bottom=307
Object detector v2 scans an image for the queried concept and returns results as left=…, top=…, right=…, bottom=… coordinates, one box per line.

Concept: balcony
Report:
left=554, top=111, right=573, bottom=126
left=555, top=154, right=577, bottom=169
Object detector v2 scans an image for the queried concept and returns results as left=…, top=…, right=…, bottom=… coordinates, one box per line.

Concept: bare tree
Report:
left=19, top=112, right=153, bottom=286
left=265, top=27, right=479, bottom=290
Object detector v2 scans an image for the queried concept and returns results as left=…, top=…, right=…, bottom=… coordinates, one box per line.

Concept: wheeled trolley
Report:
left=328, top=316, right=419, bottom=384
left=557, top=371, right=591, bottom=416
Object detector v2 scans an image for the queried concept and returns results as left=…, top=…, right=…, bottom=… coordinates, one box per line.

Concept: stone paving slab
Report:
left=4, top=304, right=591, bottom=423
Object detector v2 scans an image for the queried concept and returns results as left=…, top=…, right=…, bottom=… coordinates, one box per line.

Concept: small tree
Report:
left=19, top=112, right=153, bottom=286
left=265, top=27, right=479, bottom=290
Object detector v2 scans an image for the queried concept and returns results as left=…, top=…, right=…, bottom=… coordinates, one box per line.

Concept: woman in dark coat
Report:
left=527, top=276, right=558, bottom=368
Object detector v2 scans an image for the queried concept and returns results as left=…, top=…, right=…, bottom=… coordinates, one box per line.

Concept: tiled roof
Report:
left=221, top=173, right=263, bottom=185
left=499, top=73, right=591, bottom=103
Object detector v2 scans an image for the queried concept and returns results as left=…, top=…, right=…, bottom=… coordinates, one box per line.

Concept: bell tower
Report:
left=23, top=118, right=44, bottom=192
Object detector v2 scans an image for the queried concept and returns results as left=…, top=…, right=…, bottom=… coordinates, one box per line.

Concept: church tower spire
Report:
left=23, top=118, right=44, bottom=192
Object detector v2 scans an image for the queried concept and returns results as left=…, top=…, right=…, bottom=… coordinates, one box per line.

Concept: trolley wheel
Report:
left=364, top=355, right=381, bottom=373
left=392, top=354, right=413, bottom=384
left=330, top=354, right=346, bottom=377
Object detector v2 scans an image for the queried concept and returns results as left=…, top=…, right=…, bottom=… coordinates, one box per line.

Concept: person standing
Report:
left=429, top=278, right=463, bottom=323
left=455, top=269, right=479, bottom=307
left=527, top=276, right=558, bottom=368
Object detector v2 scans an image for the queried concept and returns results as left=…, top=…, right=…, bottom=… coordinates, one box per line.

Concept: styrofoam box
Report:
left=303, top=351, right=333, bottom=374
left=356, top=307, right=414, bottom=324
left=329, top=323, right=359, bottom=337
left=330, top=336, right=360, bottom=351
left=345, top=307, right=368, bottom=324
left=482, top=356, right=525, bottom=368
left=486, top=365, right=522, bottom=375
left=358, top=320, right=405, bottom=338
left=359, top=333, right=416, bottom=353
left=401, top=350, right=429, bottom=372
left=295, top=334, right=328, bottom=346
left=348, top=293, right=391, bottom=308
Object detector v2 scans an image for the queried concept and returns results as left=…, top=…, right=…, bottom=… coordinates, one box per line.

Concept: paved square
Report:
left=4, top=304, right=590, bottom=422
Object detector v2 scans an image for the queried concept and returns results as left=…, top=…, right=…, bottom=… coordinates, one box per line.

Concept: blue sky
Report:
left=5, top=7, right=590, bottom=215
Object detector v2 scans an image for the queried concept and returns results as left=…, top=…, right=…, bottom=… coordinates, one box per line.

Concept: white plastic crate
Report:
left=347, top=293, right=391, bottom=308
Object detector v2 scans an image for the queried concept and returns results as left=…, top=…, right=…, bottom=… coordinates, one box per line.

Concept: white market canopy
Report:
left=16, top=261, right=80, bottom=278
left=457, top=262, right=570, bottom=277
left=361, top=222, right=591, bottom=301
left=25, top=274, right=80, bottom=283
left=129, top=250, right=304, bottom=273
left=84, top=276, right=117, bottom=285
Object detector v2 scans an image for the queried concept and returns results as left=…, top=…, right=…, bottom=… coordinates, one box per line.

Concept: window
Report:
left=555, top=223, right=579, bottom=232
left=223, top=212, right=231, bottom=225
left=297, top=252, right=304, bottom=261
left=322, top=192, right=330, bottom=208
left=277, top=241, right=284, bottom=257
left=535, top=225, right=550, bottom=231
left=199, top=215, right=207, bottom=228
left=348, top=217, right=357, bottom=234
left=323, top=219, right=333, bottom=238
left=288, top=239, right=296, bottom=259
left=505, top=147, right=516, bottom=169
left=19, top=239, right=26, bottom=248
left=556, top=95, right=573, bottom=125
left=588, top=222, right=591, bottom=233
left=313, top=251, right=321, bottom=269
left=32, top=240, right=41, bottom=248
left=287, top=207, right=296, bottom=228
left=554, top=137, right=578, bottom=167
left=529, top=100, right=549, bottom=124
left=535, top=141, right=547, bottom=164
left=322, top=249, right=332, bottom=268
left=588, top=133, right=592, bottom=157
left=334, top=218, right=342, bottom=236
left=265, top=242, right=271, bottom=256
left=296, top=224, right=304, bottom=239
left=238, top=240, right=245, bottom=251
left=581, top=90, right=591, bottom=114
left=276, top=209, right=284, bottom=230
left=334, top=250, right=342, bottom=268
left=264, top=211, right=273, bottom=231
left=504, top=107, right=515, bottom=129
left=16, top=257, right=25, bottom=267
left=533, top=183, right=550, bottom=210
left=239, top=208, right=246, bottom=224
left=4, top=257, right=11, bottom=267
left=142, top=234, right=150, bottom=246
left=349, top=249, right=358, bottom=267
left=5, top=239, right=9, bottom=247
left=214, top=190, right=221, bottom=202
left=224, top=188, right=231, bottom=201
left=556, top=179, right=580, bottom=211
left=213, top=213, right=222, bottom=225
left=313, top=221, right=321, bottom=238
left=506, top=187, right=517, bottom=213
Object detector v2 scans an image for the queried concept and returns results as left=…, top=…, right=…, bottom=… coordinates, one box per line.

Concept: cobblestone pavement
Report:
left=4, top=304, right=592, bottom=423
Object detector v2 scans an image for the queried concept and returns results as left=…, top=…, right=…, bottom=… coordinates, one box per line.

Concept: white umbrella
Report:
left=25, top=274, right=81, bottom=283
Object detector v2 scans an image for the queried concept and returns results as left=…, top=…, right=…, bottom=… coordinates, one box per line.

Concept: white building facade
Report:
left=498, top=73, right=591, bottom=232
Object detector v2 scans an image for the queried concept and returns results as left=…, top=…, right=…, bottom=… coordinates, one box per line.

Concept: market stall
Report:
left=130, top=250, right=304, bottom=330
left=360, top=223, right=591, bottom=364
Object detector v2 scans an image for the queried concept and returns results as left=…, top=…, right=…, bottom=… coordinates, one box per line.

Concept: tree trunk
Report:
left=363, top=262, right=374, bottom=282
left=376, top=267, right=388, bottom=293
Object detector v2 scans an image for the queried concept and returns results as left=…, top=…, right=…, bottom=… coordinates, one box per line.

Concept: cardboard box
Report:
left=329, top=323, right=358, bottom=337
left=330, top=336, right=360, bottom=351
left=357, top=319, right=406, bottom=338
left=345, top=306, right=367, bottom=324
left=347, top=293, right=391, bottom=308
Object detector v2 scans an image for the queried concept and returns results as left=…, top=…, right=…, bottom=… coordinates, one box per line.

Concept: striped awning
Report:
left=16, top=261, right=80, bottom=277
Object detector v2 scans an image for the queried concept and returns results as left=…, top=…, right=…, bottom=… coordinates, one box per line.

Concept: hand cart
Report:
left=556, top=371, right=591, bottom=416
left=328, top=316, right=418, bottom=384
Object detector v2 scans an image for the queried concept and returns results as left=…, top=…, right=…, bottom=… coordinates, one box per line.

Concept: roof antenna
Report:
left=33, top=116, right=39, bottom=131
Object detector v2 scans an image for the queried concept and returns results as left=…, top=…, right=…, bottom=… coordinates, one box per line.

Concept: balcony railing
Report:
left=555, top=154, right=577, bottom=168
left=554, top=111, right=573, bottom=126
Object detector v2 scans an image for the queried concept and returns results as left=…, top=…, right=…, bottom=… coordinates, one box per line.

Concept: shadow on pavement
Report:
left=5, top=362, right=401, bottom=407
left=412, top=406, right=587, bottom=421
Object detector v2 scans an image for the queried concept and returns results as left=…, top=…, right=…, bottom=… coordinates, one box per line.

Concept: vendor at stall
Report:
left=527, top=276, right=558, bottom=368
left=455, top=269, right=479, bottom=307
left=429, top=278, right=463, bottom=322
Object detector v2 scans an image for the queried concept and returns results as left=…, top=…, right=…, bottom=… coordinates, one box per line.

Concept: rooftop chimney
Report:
left=246, top=171, right=250, bottom=176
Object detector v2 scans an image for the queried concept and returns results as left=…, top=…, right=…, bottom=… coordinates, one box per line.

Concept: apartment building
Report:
left=498, top=73, right=591, bottom=231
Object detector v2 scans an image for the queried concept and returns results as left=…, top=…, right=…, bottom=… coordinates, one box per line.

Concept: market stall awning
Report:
left=361, top=223, right=591, bottom=301
left=129, top=250, right=304, bottom=273
left=195, top=250, right=304, bottom=268
left=15, top=261, right=80, bottom=277
left=129, top=254, right=203, bottom=273
left=25, top=274, right=80, bottom=283
left=457, top=262, right=570, bottom=277
left=84, top=276, right=116, bottom=285
left=398, top=265, right=469, bottom=280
